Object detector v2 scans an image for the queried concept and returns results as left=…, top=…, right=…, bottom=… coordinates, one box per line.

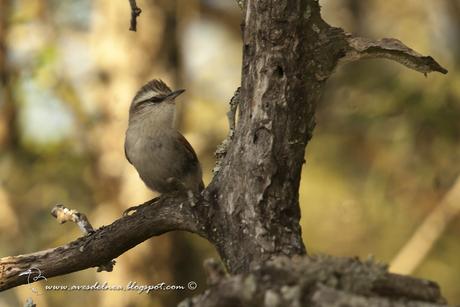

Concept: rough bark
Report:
left=179, top=256, right=447, bottom=307
left=0, top=0, right=450, bottom=306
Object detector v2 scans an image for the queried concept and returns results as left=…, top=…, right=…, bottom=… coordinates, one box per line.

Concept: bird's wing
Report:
left=176, top=132, right=199, bottom=163
left=175, top=132, right=204, bottom=192
left=175, top=131, right=202, bottom=166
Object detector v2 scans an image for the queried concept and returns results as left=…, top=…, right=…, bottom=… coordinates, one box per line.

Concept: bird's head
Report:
left=130, top=79, right=185, bottom=114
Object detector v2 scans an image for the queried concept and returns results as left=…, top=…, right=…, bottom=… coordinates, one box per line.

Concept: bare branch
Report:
left=338, top=33, right=448, bottom=75
left=0, top=194, right=208, bottom=291
left=51, top=204, right=94, bottom=234
left=128, top=0, right=142, bottom=32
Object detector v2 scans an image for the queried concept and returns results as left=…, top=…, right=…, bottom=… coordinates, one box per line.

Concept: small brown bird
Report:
left=124, top=79, right=204, bottom=194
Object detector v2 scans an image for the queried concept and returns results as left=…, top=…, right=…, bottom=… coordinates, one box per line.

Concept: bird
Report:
left=124, top=79, right=204, bottom=196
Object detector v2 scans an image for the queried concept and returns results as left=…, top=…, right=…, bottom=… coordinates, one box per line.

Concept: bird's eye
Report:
left=149, top=96, right=164, bottom=103
left=136, top=96, right=164, bottom=107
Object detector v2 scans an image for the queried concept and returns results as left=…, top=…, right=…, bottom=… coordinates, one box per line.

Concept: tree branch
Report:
left=128, top=0, right=142, bottom=31
left=337, top=32, right=448, bottom=75
left=0, top=194, right=209, bottom=291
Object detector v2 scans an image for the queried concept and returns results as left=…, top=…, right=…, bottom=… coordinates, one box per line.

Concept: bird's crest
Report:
left=132, top=79, right=172, bottom=106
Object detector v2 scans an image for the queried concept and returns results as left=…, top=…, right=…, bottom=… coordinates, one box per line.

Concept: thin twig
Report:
left=128, top=0, right=142, bottom=32
left=51, top=204, right=94, bottom=234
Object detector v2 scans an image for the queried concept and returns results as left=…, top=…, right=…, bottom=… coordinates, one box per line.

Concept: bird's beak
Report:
left=166, top=89, right=186, bottom=100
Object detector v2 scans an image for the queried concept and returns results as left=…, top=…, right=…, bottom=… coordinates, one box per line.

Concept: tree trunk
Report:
left=207, top=0, right=347, bottom=274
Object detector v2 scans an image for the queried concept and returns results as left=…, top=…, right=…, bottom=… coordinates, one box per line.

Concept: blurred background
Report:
left=0, top=0, right=458, bottom=306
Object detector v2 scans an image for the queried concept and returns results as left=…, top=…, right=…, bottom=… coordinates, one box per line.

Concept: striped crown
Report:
left=132, top=79, right=172, bottom=106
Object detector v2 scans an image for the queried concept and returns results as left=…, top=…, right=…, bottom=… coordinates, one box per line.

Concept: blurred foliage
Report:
left=0, top=0, right=458, bottom=306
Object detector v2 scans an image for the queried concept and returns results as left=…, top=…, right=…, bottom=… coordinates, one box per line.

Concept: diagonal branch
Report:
left=0, top=194, right=209, bottom=291
left=337, top=32, right=448, bottom=75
